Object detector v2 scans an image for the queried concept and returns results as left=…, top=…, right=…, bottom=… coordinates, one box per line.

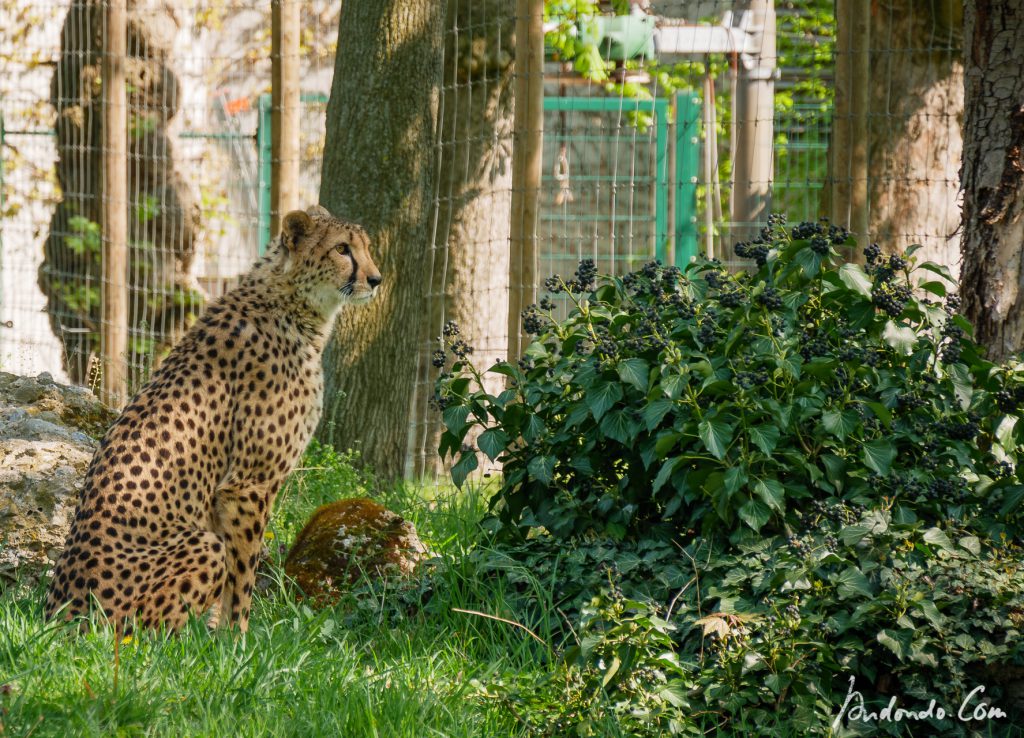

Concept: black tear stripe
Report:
left=346, top=254, right=359, bottom=292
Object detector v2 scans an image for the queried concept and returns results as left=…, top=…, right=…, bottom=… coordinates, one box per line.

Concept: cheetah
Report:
left=45, top=205, right=381, bottom=631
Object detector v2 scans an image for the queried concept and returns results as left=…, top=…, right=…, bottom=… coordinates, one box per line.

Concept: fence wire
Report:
left=0, top=0, right=964, bottom=476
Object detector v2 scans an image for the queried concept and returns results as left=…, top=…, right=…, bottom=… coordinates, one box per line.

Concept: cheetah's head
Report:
left=279, top=206, right=382, bottom=314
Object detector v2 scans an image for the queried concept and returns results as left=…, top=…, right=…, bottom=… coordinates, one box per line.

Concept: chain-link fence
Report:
left=0, top=0, right=964, bottom=475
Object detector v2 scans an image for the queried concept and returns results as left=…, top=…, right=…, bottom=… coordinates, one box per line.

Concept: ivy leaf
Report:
left=661, top=373, right=686, bottom=399
left=754, top=479, right=785, bottom=513
left=748, top=425, right=780, bottom=455
left=653, top=457, right=680, bottom=494
left=922, top=527, right=954, bottom=552
left=450, top=451, right=478, bottom=488
left=698, top=417, right=734, bottom=460
left=882, top=321, right=917, bottom=355
left=443, top=405, right=470, bottom=435
left=838, top=263, right=873, bottom=297
left=822, top=409, right=858, bottom=440
left=794, top=247, right=823, bottom=278
left=642, top=398, right=674, bottom=432
left=876, top=628, right=912, bottom=661
left=600, top=409, right=636, bottom=444
left=527, top=455, right=555, bottom=485
left=477, top=428, right=509, bottom=462
left=861, top=439, right=896, bottom=476
left=738, top=498, right=771, bottom=532
left=948, top=363, right=973, bottom=410
left=617, top=358, right=650, bottom=392
left=587, top=381, right=623, bottom=422
left=958, top=535, right=981, bottom=555
left=523, top=414, right=546, bottom=443
left=836, top=566, right=874, bottom=599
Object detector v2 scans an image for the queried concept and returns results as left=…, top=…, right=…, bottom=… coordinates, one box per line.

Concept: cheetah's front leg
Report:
left=212, top=480, right=272, bottom=631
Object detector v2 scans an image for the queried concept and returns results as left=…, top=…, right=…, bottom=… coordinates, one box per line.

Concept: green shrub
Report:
left=435, top=217, right=1024, bottom=736
left=436, top=217, right=1024, bottom=543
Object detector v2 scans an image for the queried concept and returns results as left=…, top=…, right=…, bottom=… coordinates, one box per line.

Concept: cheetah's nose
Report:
left=368, top=275, right=382, bottom=289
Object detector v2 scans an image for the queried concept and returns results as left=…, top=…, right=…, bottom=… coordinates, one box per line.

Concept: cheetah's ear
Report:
left=307, top=204, right=332, bottom=219
left=281, top=210, right=313, bottom=251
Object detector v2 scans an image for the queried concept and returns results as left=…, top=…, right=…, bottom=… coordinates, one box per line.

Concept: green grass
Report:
left=0, top=447, right=542, bottom=738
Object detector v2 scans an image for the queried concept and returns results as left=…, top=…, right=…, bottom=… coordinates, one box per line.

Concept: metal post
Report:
left=508, top=0, right=544, bottom=364
left=730, top=0, right=775, bottom=242
left=271, top=0, right=300, bottom=235
left=101, top=0, right=128, bottom=407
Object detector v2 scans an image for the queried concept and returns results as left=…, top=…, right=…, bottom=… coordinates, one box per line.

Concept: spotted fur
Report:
left=45, top=205, right=381, bottom=631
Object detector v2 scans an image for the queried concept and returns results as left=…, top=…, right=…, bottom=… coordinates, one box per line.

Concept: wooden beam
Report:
left=508, top=0, right=544, bottom=364
left=271, top=0, right=301, bottom=234
left=101, top=0, right=128, bottom=407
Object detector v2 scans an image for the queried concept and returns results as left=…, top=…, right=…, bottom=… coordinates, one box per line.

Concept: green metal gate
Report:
left=540, top=94, right=700, bottom=282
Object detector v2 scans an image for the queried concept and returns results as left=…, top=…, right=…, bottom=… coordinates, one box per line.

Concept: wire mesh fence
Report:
left=0, top=0, right=964, bottom=475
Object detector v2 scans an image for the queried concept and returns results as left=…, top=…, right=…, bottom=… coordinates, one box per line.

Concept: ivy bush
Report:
left=434, top=217, right=1024, bottom=735
left=436, top=217, right=1024, bottom=544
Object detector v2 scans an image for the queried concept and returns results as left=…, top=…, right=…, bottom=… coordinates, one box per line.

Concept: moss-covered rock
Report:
left=284, top=498, right=427, bottom=604
left=0, top=372, right=115, bottom=586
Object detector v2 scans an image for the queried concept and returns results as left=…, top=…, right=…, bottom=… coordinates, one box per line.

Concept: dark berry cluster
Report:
left=926, top=476, right=970, bottom=503
left=574, top=258, right=598, bottom=291
left=896, top=391, right=928, bottom=410
left=756, top=287, right=784, bottom=311
left=543, top=275, right=564, bottom=293
left=668, top=292, right=696, bottom=319
left=521, top=304, right=547, bottom=335
left=735, top=370, right=769, bottom=389
left=450, top=339, right=473, bottom=359
left=798, top=330, right=830, bottom=361
left=734, top=240, right=770, bottom=266
left=719, top=287, right=746, bottom=308
left=936, top=413, right=981, bottom=441
left=623, top=260, right=678, bottom=299
left=872, top=279, right=913, bottom=318
left=790, top=218, right=849, bottom=246
left=940, top=318, right=965, bottom=364
left=809, top=499, right=864, bottom=526
left=810, top=235, right=830, bottom=255
left=994, top=460, right=1015, bottom=479
left=696, top=309, right=719, bottom=347
left=702, top=268, right=728, bottom=289
left=431, top=349, right=446, bottom=368
left=442, top=320, right=460, bottom=338
left=864, top=242, right=881, bottom=265
left=994, top=385, right=1024, bottom=413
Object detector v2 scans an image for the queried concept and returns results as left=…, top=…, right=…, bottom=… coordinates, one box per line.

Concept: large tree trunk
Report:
left=825, top=1, right=963, bottom=272
left=959, top=2, right=1024, bottom=362
left=409, top=1, right=516, bottom=477
left=866, top=0, right=963, bottom=273
left=316, top=1, right=445, bottom=481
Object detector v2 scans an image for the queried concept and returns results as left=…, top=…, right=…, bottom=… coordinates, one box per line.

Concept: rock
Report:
left=284, top=498, right=428, bottom=604
left=0, top=372, right=115, bottom=586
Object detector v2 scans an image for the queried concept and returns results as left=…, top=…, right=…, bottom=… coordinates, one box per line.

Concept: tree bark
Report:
left=410, top=1, right=516, bottom=477
left=824, top=1, right=963, bottom=272
left=316, top=0, right=444, bottom=481
left=959, top=2, right=1024, bottom=362
left=867, top=0, right=963, bottom=272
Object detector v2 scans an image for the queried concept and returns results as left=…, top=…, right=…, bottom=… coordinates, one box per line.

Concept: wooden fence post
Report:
left=731, top=0, right=776, bottom=242
left=101, top=0, right=128, bottom=407
left=271, top=0, right=301, bottom=234
left=508, top=0, right=544, bottom=364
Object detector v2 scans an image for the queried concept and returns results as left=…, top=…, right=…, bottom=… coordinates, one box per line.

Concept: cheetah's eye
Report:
left=338, top=243, right=351, bottom=256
